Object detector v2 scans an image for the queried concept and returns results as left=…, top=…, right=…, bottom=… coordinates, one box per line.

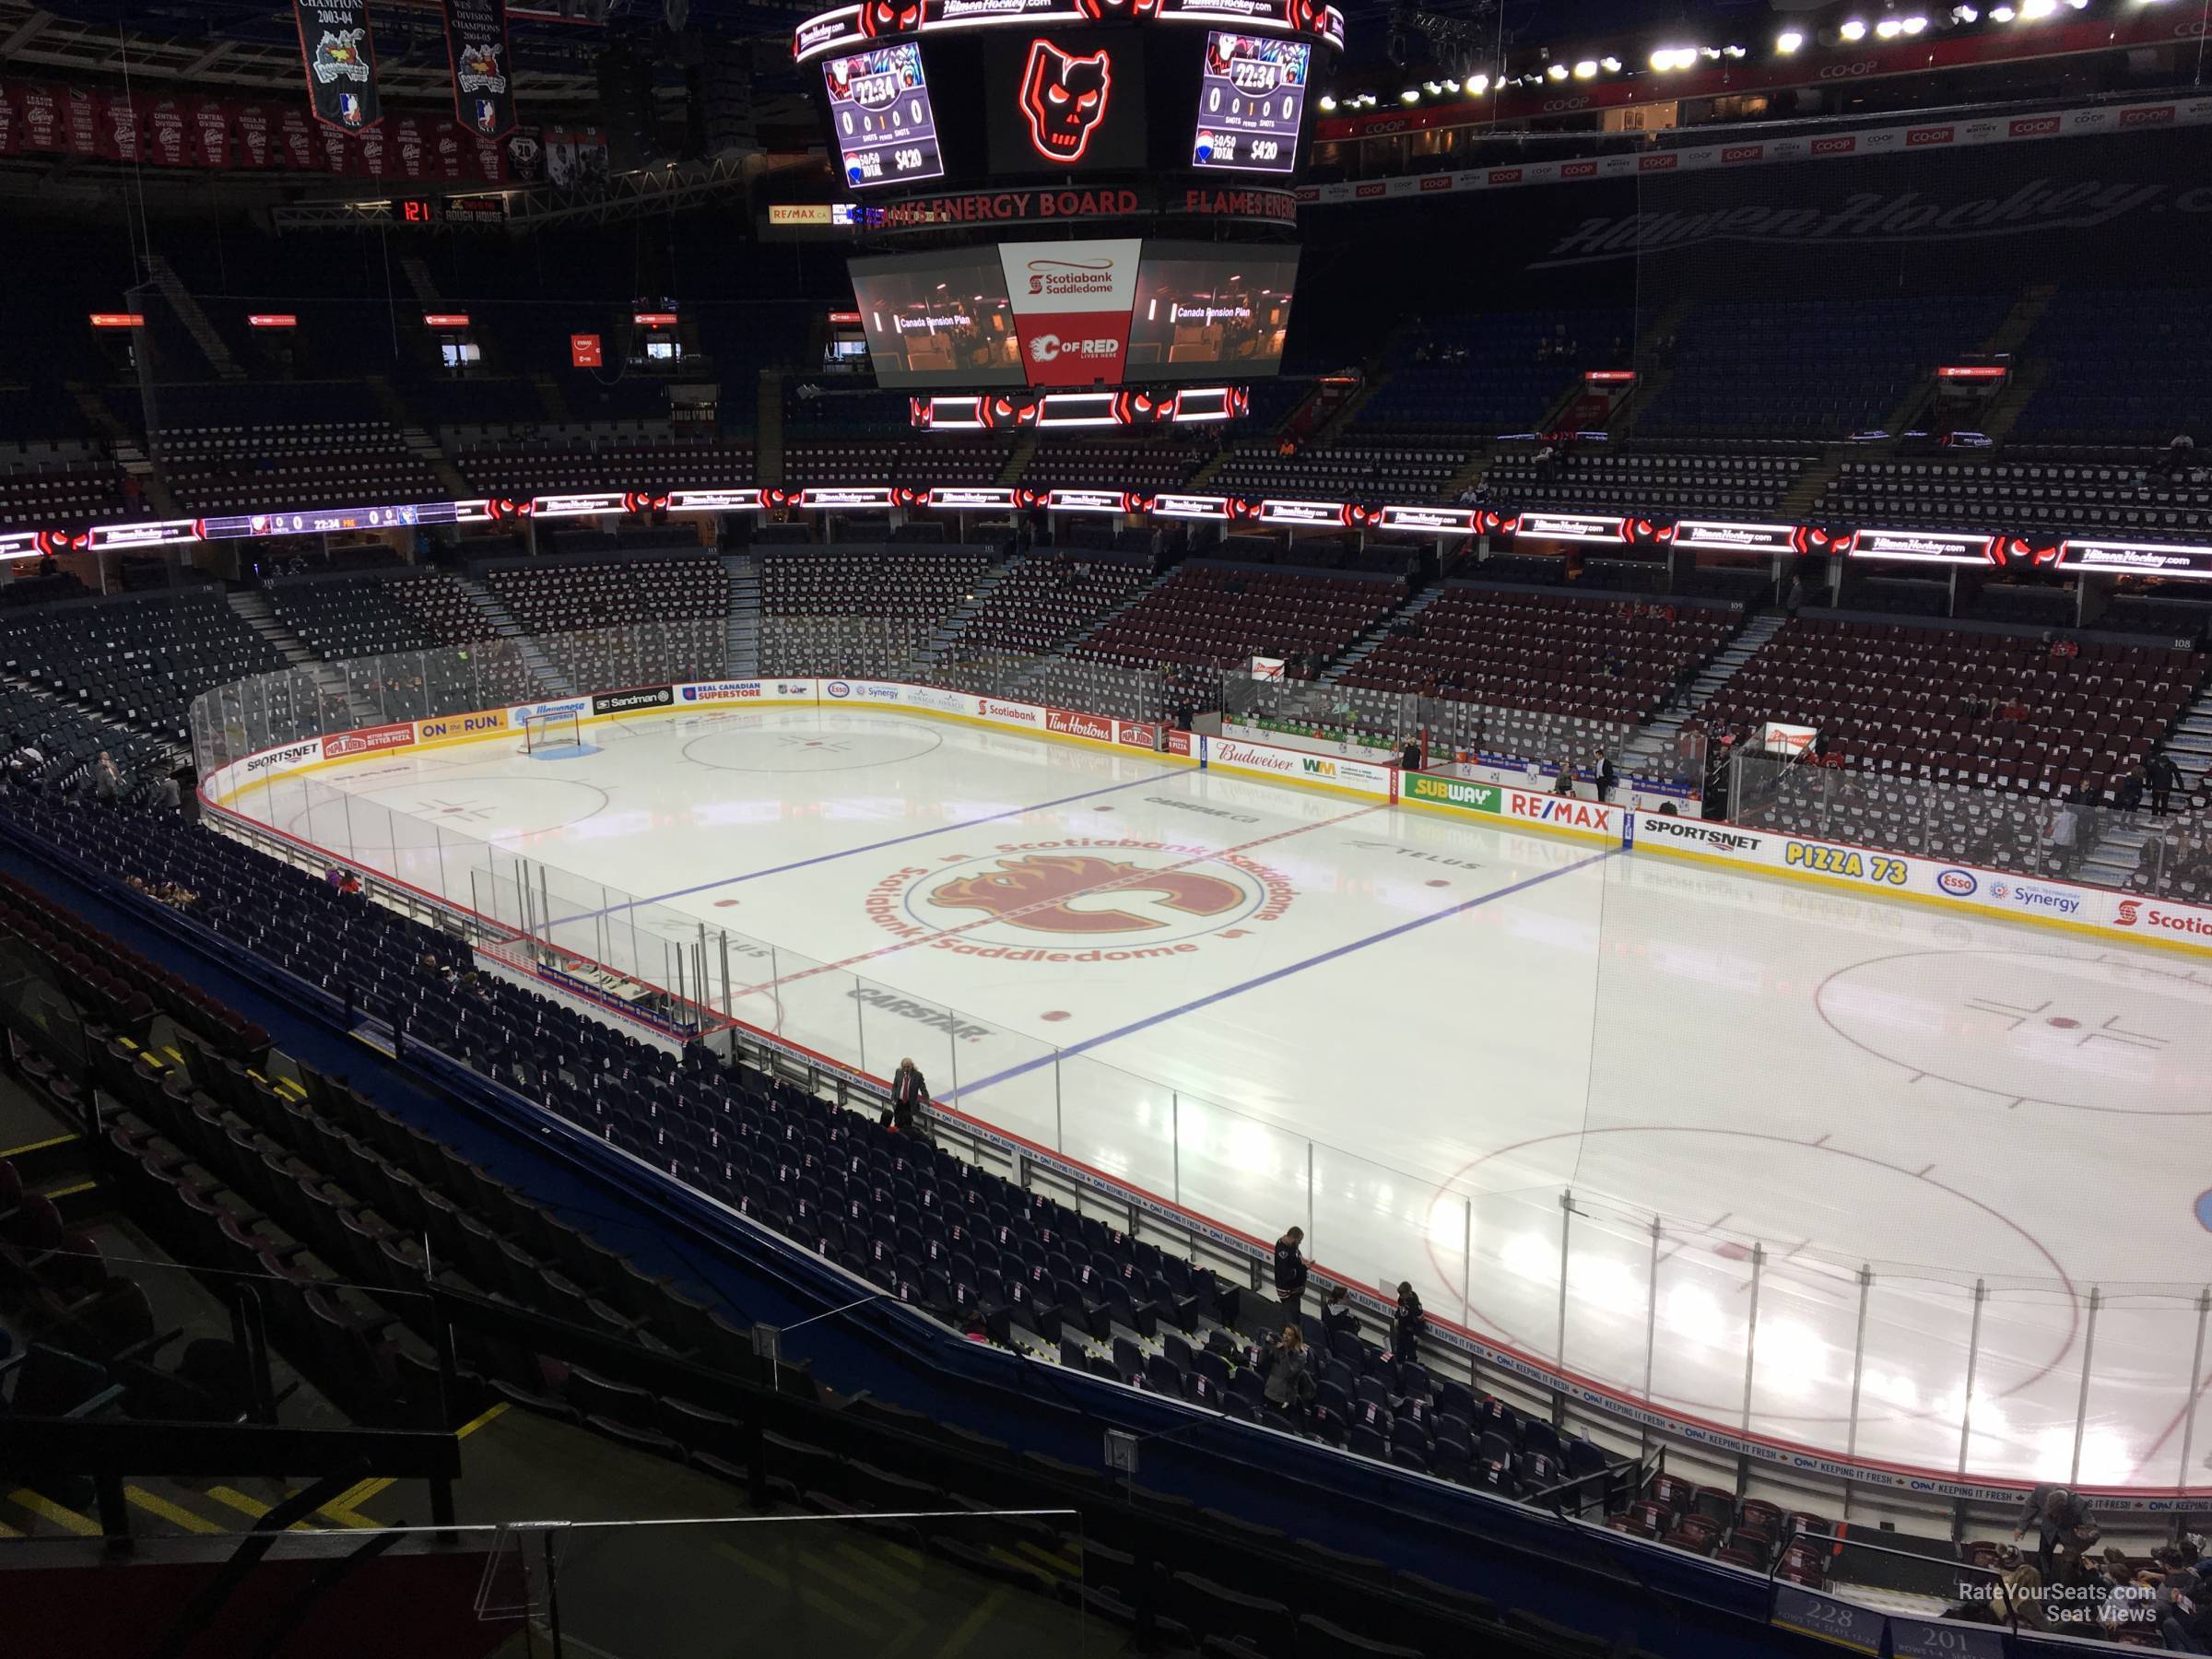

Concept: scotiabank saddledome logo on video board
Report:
left=1019, top=39, right=1112, bottom=163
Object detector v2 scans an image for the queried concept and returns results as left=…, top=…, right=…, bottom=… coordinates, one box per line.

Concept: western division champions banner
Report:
left=441, top=0, right=516, bottom=140
left=293, top=0, right=382, bottom=132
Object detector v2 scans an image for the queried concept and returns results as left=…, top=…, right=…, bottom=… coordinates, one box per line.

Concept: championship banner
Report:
left=441, top=0, right=516, bottom=140
left=293, top=1, right=382, bottom=132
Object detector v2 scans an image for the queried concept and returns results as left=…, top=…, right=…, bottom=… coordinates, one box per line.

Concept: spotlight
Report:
left=1990, top=3, right=2014, bottom=15
left=1901, top=14, right=1927, bottom=29
left=1319, top=95, right=1335, bottom=110
left=1840, top=18, right=1868, bottom=38
left=1466, top=74, right=1488, bottom=93
left=1400, top=88, right=1419, bottom=101
left=1545, top=63, right=1568, bottom=79
left=1950, top=4, right=1977, bottom=17
left=1422, top=78, right=1441, bottom=92
left=1441, top=77, right=1459, bottom=90
left=1875, top=17, right=1901, bottom=36
left=1599, top=55, right=1621, bottom=71
left=2021, top=0, right=2053, bottom=14
left=1776, top=28, right=1804, bottom=49
left=1723, top=42, right=1747, bottom=55
left=1572, top=59, right=1597, bottom=77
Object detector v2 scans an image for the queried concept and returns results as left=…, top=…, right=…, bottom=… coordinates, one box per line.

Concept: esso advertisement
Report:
left=1192, top=32, right=1310, bottom=174
left=1000, top=238, right=1141, bottom=387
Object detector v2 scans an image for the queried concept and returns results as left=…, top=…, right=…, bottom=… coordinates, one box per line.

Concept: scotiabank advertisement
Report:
left=998, top=237, right=1142, bottom=388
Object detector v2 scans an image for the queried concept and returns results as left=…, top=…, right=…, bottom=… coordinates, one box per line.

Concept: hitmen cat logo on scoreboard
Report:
left=865, top=840, right=1295, bottom=958
left=1019, top=39, right=1113, bottom=162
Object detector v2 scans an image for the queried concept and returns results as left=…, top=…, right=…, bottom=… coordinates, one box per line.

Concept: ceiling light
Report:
left=1468, top=74, right=1489, bottom=93
left=1572, top=59, right=1597, bottom=77
left=1546, top=63, right=1568, bottom=79
left=1950, top=4, right=1977, bottom=18
left=1422, top=78, right=1441, bottom=92
left=1600, top=55, right=1622, bottom=71
left=1902, top=14, right=1927, bottom=29
left=2021, top=0, right=2054, bottom=14
left=1990, top=3, right=2014, bottom=15
left=1776, top=29, right=1804, bottom=49
left=1400, top=88, right=1420, bottom=102
left=1875, top=17, right=1901, bottom=35
left=1723, top=43, right=1747, bottom=56
left=1319, top=95, right=1335, bottom=110
left=1840, top=18, right=1868, bottom=38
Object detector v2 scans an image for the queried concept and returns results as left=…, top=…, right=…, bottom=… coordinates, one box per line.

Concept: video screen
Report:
left=983, top=31, right=1148, bottom=177
left=849, top=250, right=1023, bottom=387
left=824, top=43, right=947, bottom=191
left=1191, top=32, right=1310, bottom=173
left=1124, top=245, right=1298, bottom=379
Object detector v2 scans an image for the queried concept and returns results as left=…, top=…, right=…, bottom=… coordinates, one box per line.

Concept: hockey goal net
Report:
left=522, top=709, right=582, bottom=754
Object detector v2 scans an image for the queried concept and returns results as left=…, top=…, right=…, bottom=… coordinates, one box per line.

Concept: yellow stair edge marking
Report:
left=10, top=1488, right=100, bottom=1536
left=125, top=1486, right=221, bottom=1535
left=456, top=1400, right=510, bottom=1439
left=41, top=1181, right=96, bottom=1201
left=206, top=1486, right=320, bottom=1532
left=0, top=1133, right=78, bottom=1160
left=931, top=1585, right=1010, bottom=1658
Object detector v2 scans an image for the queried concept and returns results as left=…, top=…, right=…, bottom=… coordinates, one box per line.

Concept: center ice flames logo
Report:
left=930, top=854, right=1241, bottom=935
left=864, top=839, right=1295, bottom=959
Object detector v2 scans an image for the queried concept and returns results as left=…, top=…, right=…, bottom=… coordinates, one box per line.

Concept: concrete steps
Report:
left=1618, top=611, right=1785, bottom=774
left=455, top=575, right=574, bottom=696
left=1323, top=585, right=1445, bottom=684
left=226, top=590, right=374, bottom=721
left=723, top=552, right=760, bottom=676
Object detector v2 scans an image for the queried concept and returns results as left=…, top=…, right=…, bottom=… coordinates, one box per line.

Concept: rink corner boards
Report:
left=202, top=677, right=2212, bottom=958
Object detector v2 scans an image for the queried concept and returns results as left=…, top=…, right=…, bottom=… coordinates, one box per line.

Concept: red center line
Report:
left=731, top=802, right=1387, bottom=998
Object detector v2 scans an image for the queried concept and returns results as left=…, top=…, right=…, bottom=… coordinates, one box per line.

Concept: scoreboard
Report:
left=1191, top=33, right=1309, bottom=173
left=794, top=0, right=1337, bottom=393
left=797, top=0, right=1341, bottom=195
left=824, top=43, right=947, bottom=189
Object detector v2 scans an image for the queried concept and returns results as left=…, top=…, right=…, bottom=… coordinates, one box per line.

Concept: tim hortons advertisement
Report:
left=1046, top=707, right=1116, bottom=744
left=998, top=237, right=1142, bottom=389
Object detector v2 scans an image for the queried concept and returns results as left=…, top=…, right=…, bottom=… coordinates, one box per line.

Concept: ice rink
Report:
left=226, top=702, right=2212, bottom=1488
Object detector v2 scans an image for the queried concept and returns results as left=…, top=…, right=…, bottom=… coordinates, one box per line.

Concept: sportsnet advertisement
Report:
left=998, top=237, right=1142, bottom=388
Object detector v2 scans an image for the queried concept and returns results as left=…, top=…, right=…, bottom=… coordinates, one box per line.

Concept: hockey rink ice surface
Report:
left=231, top=703, right=2212, bottom=1488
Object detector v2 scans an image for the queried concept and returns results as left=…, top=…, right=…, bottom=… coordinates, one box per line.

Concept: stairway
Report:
left=1617, top=611, right=1786, bottom=779
left=362, top=374, right=469, bottom=499
left=145, top=254, right=246, bottom=382
left=527, top=372, right=574, bottom=427
left=1778, top=445, right=1855, bottom=519
left=397, top=255, right=444, bottom=308
left=723, top=553, right=760, bottom=676
left=226, top=590, right=376, bottom=723
left=912, top=559, right=1019, bottom=668
left=455, top=575, right=574, bottom=696
left=997, top=430, right=1039, bottom=488
left=1323, top=585, right=1446, bottom=683
left=755, top=371, right=785, bottom=488
left=2078, top=677, right=2212, bottom=885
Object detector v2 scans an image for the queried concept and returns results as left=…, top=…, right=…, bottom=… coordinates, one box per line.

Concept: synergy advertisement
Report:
left=823, top=42, right=946, bottom=190
left=849, top=248, right=1022, bottom=386
left=1124, top=243, right=1297, bottom=378
left=995, top=236, right=1144, bottom=387
left=1190, top=31, right=1309, bottom=173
